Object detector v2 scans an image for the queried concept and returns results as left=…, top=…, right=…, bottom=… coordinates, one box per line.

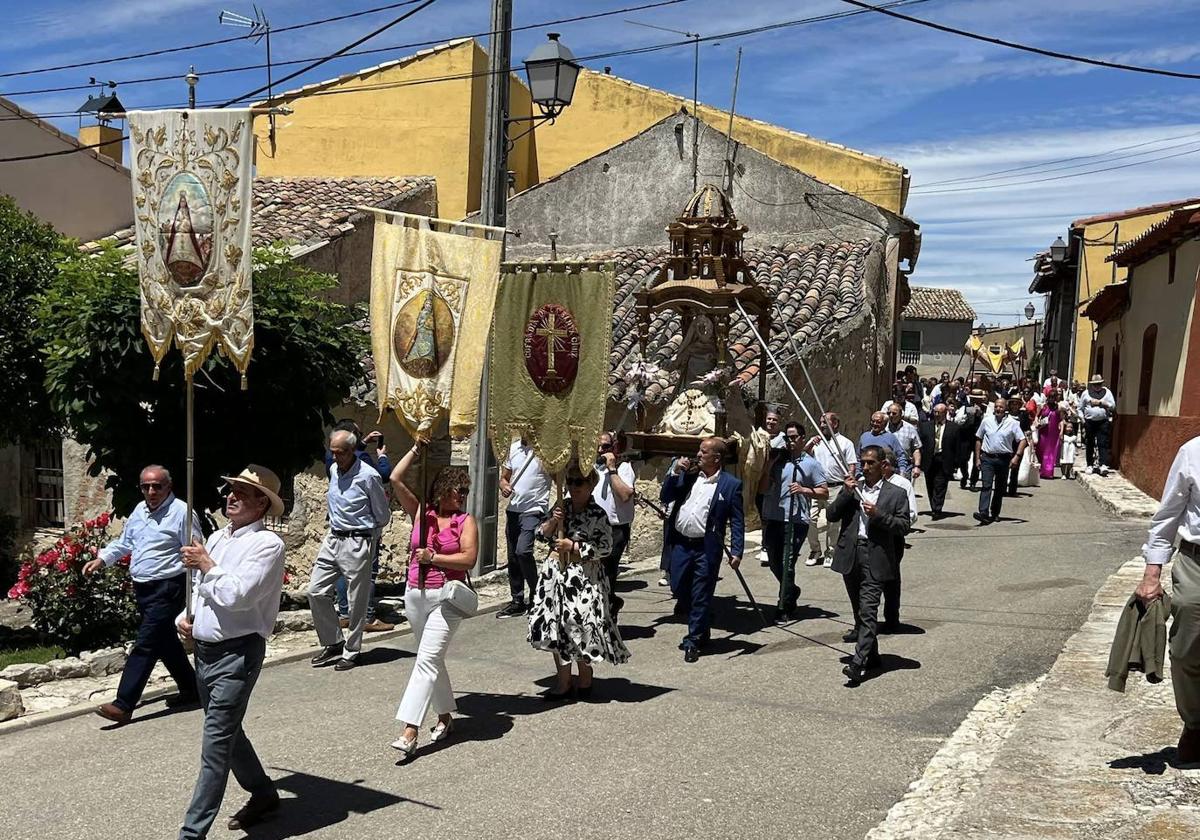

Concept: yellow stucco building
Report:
left=1066, top=198, right=1199, bottom=383
left=256, top=38, right=909, bottom=221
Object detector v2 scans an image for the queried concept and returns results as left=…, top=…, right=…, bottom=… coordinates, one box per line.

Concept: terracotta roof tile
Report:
left=901, top=286, right=975, bottom=322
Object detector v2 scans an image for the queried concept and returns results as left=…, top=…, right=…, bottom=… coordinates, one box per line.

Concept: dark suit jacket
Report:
left=660, top=469, right=745, bottom=561
left=826, top=483, right=909, bottom=582
left=919, top=420, right=960, bottom=467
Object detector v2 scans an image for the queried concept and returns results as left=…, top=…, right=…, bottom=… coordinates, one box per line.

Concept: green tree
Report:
left=37, top=243, right=368, bottom=514
left=0, top=195, right=64, bottom=443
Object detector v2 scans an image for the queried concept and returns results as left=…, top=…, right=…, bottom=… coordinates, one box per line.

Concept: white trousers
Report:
left=396, top=587, right=463, bottom=727
left=805, top=496, right=835, bottom=556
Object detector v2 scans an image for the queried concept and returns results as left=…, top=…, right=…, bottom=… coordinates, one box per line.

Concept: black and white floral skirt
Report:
left=528, top=555, right=630, bottom=665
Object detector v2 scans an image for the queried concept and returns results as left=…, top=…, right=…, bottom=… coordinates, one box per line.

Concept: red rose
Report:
left=36, top=552, right=54, bottom=568
left=65, top=584, right=77, bottom=597
left=7, top=581, right=30, bottom=599
left=117, top=553, right=131, bottom=567
left=17, top=563, right=31, bottom=582
left=66, top=543, right=80, bottom=558
left=98, top=512, right=112, bottom=527
left=54, top=559, right=70, bottom=573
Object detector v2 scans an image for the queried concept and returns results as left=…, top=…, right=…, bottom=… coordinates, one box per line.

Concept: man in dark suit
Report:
left=661, top=436, right=745, bottom=663
left=827, top=444, right=911, bottom=684
left=919, top=403, right=960, bottom=519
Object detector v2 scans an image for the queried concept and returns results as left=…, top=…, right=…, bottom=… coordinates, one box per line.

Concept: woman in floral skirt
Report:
left=528, top=462, right=629, bottom=700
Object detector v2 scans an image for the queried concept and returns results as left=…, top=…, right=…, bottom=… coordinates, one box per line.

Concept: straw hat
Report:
left=968, top=388, right=986, bottom=402
left=220, top=464, right=285, bottom=517
left=1089, top=374, right=1105, bottom=385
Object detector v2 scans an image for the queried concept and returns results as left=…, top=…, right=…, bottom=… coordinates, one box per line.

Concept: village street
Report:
left=0, top=477, right=1145, bottom=840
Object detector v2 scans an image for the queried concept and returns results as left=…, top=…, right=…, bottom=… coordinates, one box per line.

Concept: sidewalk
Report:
left=869, top=465, right=1200, bottom=839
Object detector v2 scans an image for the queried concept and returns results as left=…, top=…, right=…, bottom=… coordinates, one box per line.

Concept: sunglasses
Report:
left=568, top=477, right=591, bottom=487
left=456, top=486, right=470, bottom=496
left=139, top=482, right=165, bottom=491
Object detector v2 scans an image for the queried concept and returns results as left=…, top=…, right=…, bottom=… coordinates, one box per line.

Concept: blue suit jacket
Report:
left=660, top=469, right=745, bottom=560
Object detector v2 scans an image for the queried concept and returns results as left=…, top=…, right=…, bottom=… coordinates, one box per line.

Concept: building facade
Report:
left=898, top=287, right=975, bottom=376
left=1085, top=204, right=1200, bottom=498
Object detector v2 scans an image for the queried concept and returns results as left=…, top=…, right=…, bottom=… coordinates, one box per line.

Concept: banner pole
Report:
left=185, top=373, right=195, bottom=619
left=418, top=442, right=429, bottom=589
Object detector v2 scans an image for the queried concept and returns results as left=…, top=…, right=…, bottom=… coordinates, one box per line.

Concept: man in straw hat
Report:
left=1081, top=373, right=1115, bottom=477
left=176, top=465, right=287, bottom=838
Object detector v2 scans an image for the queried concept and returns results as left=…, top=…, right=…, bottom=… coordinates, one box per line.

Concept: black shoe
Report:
left=496, top=600, right=527, bottom=618
left=333, top=655, right=358, bottom=671
left=774, top=607, right=797, bottom=624
left=311, top=642, right=344, bottom=667
left=227, top=790, right=280, bottom=831
left=972, top=512, right=991, bottom=525
left=683, top=647, right=700, bottom=663
left=878, top=620, right=899, bottom=635
left=841, top=627, right=858, bottom=644
left=164, top=691, right=200, bottom=709
left=842, top=661, right=880, bottom=685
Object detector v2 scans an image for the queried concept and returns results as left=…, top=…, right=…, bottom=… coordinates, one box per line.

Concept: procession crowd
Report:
left=69, top=365, right=1150, bottom=839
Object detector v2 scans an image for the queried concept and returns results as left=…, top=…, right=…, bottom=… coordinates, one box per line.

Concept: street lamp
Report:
left=522, top=33, right=581, bottom=119
left=1024, top=302, right=1036, bottom=320
left=1049, top=236, right=1067, bottom=263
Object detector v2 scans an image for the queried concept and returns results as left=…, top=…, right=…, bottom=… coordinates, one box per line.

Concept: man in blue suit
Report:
left=661, top=436, right=745, bottom=663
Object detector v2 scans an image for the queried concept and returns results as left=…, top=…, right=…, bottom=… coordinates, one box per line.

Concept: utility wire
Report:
left=0, top=0, right=696, bottom=98
left=837, top=0, right=1200, bottom=80
left=217, top=0, right=440, bottom=107
left=0, top=0, right=427, bottom=80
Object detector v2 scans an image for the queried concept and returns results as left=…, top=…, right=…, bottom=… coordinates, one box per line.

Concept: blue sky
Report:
left=5, top=0, right=1200, bottom=325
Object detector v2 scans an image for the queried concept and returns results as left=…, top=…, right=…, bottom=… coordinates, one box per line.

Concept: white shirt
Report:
left=1080, top=387, right=1115, bottom=422
left=675, top=471, right=720, bottom=538
left=976, top=413, right=1025, bottom=455
left=857, top=480, right=883, bottom=539
left=182, top=519, right=285, bottom=643
left=504, top=440, right=551, bottom=514
left=327, top=458, right=391, bottom=532
left=1143, top=437, right=1200, bottom=565
left=593, top=461, right=637, bottom=525
left=882, top=400, right=920, bottom=422
left=886, top=473, right=918, bottom=526
left=98, top=493, right=202, bottom=582
left=810, top=433, right=857, bottom=484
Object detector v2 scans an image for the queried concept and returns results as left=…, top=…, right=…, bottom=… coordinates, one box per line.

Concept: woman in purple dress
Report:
left=1036, top=394, right=1064, bottom=480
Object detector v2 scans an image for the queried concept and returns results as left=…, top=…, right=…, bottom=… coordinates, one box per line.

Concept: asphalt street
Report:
left=0, top=477, right=1146, bottom=840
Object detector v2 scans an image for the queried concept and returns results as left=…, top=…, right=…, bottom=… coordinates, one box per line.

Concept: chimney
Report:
left=79, top=124, right=123, bottom=165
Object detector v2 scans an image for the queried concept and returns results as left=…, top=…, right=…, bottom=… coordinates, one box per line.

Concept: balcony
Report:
left=898, top=349, right=921, bottom=365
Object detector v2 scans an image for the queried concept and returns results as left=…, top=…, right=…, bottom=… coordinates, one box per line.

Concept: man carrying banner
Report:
left=497, top=435, right=551, bottom=618
left=661, top=437, right=745, bottom=662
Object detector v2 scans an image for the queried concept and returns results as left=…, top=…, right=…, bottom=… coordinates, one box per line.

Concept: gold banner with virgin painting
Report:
left=369, top=215, right=503, bottom=439
left=129, top=110, right=255, bottom=378
left=488, top=262, right=615, bottom=476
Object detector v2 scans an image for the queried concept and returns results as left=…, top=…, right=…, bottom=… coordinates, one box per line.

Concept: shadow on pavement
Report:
left=837, top=653, right=922, bottom=687
left=1109, top=748, right=1199, bottom=775
left=357, top=646, right=413, bottom=666
left=255, top=767, right=435, bottom=837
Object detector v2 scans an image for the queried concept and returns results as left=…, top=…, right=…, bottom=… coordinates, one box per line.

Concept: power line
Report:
left=0, top=0, right=427, bottom=80
left=218, top=0, right=440, bottom=107
left=0, top=0, right=697, bottom=98
left=837, top=0, right=1200, bottom=80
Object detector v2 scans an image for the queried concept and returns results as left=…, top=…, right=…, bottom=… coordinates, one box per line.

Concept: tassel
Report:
left=152, top=363, right=160, bottom=382
left=240, top=373, right=248, bottom=391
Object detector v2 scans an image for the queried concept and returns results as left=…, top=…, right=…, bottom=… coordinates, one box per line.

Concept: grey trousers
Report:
left=179, top=634, right=273, bottom=840
left=308, top=532, right=376, bottom=657
left=1171, top=552, right=1200, bottom=729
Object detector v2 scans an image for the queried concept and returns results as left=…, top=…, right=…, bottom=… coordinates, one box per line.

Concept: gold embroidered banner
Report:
left=369, top=215, right=502, bottom=439
left=129, top=110, right=255, bottom=379
left=488, top=262, right=615, bottom=475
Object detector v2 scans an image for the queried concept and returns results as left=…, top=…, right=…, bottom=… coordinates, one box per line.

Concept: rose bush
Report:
left=6, top=513, right=138, bottom=655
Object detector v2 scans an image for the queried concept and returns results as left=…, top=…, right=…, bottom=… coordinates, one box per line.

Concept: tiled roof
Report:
left=1108, top=204, right=1200, bottom=266
left=1072, top=196, right=1200, bottom=229
left=351, top=240, right=874, bottom=408
left=901, top=286, right=975, bottom=322
left=81, top=176, right=435, bottom=254
left=606, top=241, right=873, bottom=403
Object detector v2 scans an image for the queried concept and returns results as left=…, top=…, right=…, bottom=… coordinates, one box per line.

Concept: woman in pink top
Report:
left=388, top=441, right=477, bottom=761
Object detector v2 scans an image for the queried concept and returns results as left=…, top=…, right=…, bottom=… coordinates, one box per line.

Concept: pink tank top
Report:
left=407, top=510, right=469, bottom=589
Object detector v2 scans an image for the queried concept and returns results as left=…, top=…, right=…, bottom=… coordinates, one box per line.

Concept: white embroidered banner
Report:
left=129, top=110, right=255, bottom=380
left=369, top=216, right=503, bottom=439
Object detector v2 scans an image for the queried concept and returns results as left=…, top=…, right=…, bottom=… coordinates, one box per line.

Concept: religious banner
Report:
left=369, top=215, right=503, bottom=438
left=489, top=261, right=616, bottom=475
left=129, top=110, right=255, bottom=380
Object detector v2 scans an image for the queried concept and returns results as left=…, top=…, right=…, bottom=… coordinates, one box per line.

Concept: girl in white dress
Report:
left=1060, top=423, right=1078, bottom=479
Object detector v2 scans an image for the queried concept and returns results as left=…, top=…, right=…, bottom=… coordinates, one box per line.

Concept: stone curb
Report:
left=0, top=559, right=668, bottom=737
left=1074, top=467, right=1159, bottom=520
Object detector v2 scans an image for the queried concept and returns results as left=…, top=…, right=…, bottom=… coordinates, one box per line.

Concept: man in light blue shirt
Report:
left=974, top=399, right=1028, bottom=525
left=308, top=430, right=392, bottom=670
left=766, top=422, right=828, bottom=621
left=83, top=464, right=202, bottom=726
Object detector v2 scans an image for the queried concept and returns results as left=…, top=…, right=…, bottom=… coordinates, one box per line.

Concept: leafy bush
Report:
left=0, top=512, right=17, bottom=594
left=6, top=513, right=138, bottom=655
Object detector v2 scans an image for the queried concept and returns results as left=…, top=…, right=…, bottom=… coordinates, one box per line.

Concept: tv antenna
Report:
left=220, top=6, right=275, bottom=145
left=626, top=19, right=700, bottom=192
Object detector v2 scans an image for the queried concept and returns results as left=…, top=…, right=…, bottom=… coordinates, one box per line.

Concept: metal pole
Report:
left=722, top=48, right=742, bottom=194
left=470, top=0, right=512, bottom=576
left=691, top=34, right=699, bottom=193
left=184, top=374, right=195, bottom=619
left=265, top=25, right=276, bottom=149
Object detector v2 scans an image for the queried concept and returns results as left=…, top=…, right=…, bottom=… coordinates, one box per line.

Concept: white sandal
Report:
left=429, top=718, right=454, bottom=743
left=390, top=735, right=417, bottom=760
